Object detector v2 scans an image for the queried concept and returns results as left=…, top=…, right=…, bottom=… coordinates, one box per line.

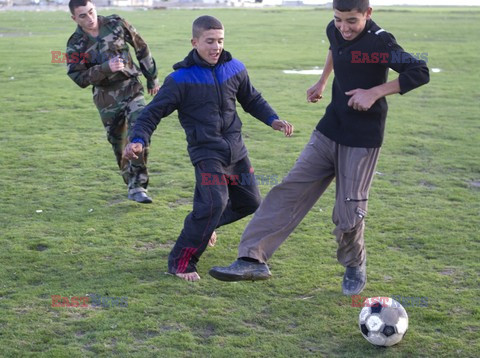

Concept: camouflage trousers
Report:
left=93, top=78, right=149, bottom=193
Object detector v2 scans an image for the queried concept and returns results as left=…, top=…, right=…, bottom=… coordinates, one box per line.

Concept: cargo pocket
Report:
left=341, top=196, right=368, bottom=232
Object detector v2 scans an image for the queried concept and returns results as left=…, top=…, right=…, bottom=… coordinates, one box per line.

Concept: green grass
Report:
left=1, top=6, right=479, bottom=357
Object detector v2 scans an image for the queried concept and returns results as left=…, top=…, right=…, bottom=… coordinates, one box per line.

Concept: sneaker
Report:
left=209, top=259, right=272, bottom=282
left=342, top=260, right=367, bottom=295
left=128, top=191, right=153, bottom=204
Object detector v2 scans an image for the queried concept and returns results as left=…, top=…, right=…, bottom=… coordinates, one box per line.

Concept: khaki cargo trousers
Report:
left=93, top=78, right=149, bottom=194
left=238, top=130, right=380, bottom=267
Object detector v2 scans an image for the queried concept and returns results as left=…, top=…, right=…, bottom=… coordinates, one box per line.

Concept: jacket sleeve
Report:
left=130, top=75, right=180, bottom=144
left=236, top=68, right=279, bottom=126
left=121, top=17, right=159, bottom=90
left=379, top=32, right=430, bottom=95
left=66, top=36, right=113, bottom=88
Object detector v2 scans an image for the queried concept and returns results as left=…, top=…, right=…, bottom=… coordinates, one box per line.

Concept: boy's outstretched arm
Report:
left=123, top=76, right=180, bottom=160
left=236, top=66, right=294, bottom=137
left=307, top=50, right=333, bottom=103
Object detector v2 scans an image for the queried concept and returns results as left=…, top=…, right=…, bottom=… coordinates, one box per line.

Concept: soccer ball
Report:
left=358, top=297, right=409, bottom=347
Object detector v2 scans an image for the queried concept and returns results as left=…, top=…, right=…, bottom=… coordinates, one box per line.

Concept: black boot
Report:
left=342, top=260, right=367, bottom=295
left=209, top=259, right=271, bottom=282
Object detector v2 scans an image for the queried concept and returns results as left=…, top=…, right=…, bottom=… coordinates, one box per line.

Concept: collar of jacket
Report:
left=173, top=49, right=233, bottom=70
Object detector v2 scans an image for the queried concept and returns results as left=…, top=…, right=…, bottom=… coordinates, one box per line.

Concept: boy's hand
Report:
left=148, top=84, right=160, bottom=96
left=123, top=142, right=143, bottom=160
left=108, top=55, right=125, bottom=72
left=272, top=119, right=294, bottom=137
left=307, top=81, right=326, bottom=103
left=345, top=88, right=378, bottom=111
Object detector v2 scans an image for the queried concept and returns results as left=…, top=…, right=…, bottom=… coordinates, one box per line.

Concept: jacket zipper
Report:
left=211, top=67, right=223, bottom=113
left=211, top=66, right=232, bottom=162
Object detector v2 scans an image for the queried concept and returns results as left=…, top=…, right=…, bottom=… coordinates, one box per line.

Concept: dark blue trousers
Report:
left=168, top=156, right=261, bottom=273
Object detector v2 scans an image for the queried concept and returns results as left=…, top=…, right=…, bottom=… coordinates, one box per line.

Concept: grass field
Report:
left=1, top=5, right=479, bottom=357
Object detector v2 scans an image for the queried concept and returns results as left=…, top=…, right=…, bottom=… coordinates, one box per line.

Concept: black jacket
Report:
left=317, top=20, right=430, bottom=148
left=131, top=50, right=278, bottom=166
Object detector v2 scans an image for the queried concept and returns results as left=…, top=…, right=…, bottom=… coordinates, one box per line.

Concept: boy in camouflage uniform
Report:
left=66, top=0, right=160, bottom=203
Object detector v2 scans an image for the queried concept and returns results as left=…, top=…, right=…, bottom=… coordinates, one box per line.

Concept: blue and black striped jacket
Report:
left=131, top=49, right=279, bottom=166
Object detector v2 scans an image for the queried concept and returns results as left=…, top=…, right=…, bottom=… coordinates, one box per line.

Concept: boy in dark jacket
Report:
left=209, top=0, right=429, bottom=295
left=124, top=15, right=293, bottom=281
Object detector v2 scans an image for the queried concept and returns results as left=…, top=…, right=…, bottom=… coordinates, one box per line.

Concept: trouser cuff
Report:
left=128, top=187, right=147, bottom=195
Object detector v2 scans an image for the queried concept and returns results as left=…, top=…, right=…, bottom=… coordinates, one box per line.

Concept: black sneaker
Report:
left=209, top=259, right=272, bottom=282
left=342, top=260, right=367, bottom=296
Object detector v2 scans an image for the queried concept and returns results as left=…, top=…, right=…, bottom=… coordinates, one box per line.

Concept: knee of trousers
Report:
left=244, top=196, right=261, bottom=215
left=107, top=131, right=127, bottom=146
left=195, top=196, right=228, bottom=219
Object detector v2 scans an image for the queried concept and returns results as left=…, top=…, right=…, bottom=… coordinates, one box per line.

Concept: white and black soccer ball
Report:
left=358, top=297, right=409, bottom=347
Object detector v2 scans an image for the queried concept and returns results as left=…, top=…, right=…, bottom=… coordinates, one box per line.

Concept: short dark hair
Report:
left=69, top=0, right=92, bottom=14
left=192, top=15, right=223, bottom=38
left=333, top=0, right=370, bottom=13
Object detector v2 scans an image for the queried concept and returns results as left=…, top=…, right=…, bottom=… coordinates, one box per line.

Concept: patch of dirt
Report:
left=468, top=180, right=480, bottom=188
left=168, top=198, right=192, bottom=208
left=439, top=268, right=455, bottom=276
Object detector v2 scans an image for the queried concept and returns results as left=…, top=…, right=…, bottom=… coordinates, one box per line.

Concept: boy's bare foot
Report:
left=208, top=231, right=217, bottom=247
left=175, top=272, right=201, bottom=282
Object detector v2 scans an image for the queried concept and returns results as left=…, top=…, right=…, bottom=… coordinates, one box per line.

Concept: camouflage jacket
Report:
left=66, top=14, right=158, bottom=90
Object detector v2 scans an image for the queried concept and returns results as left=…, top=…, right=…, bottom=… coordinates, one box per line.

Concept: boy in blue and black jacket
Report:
left=124, top=15, right=293, bottom=281
left=209, top=0, right=429, bottom=296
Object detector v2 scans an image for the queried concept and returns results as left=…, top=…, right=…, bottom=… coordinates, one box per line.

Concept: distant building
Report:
left=10, top=0, right=153, bottom=5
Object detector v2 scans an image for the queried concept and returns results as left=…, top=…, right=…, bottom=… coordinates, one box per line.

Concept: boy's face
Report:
left=191, top=29, right=224, bottom=65
left=71, top=2, right=98, bottom=33
left=334, top=7, right=372, bottom=41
